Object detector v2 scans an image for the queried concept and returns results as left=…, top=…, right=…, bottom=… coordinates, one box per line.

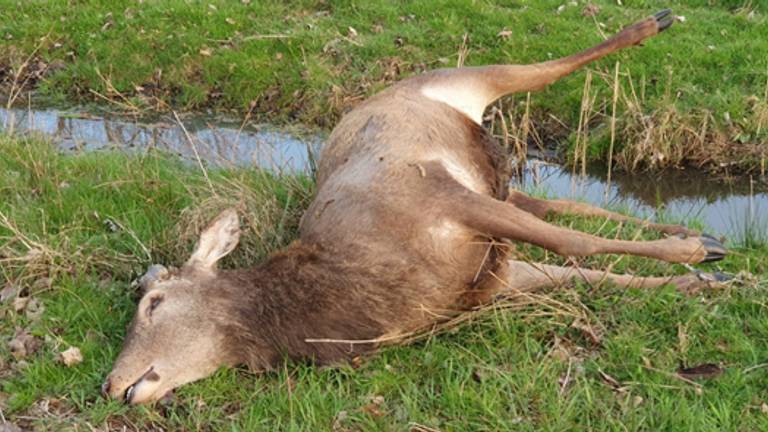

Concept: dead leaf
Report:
left=550, top=335, right=583, bottom=363
left=332, top=410, right=348, bottom=431
left=360, top=395, right=385, bottom=417
left=571, top=319, right=603, bottom=345
left=347, top=26, right=358, bottom=38
left=641, top=356, right=653, bottom=369
left=598, top=369, right=626, bottom=393
left=12, top=360, right=29, bottom=371
left=350, top=356, right=362, bottom=368
left=199, top=47, right=213, bottom=57
left=582, top=3, right=600, bottom=17
left=472, top=368, right=487, bottom=383
left=25, top=298, right=44, bottom=321
left=0, top=284, right=19, bottom=303
left=677, top=363, right=724, bottom=380
left=497, top=29, right=513, bottom=39
left=59, top=347, right=83, bottom=367
left=0, top=421, right=22, bottom=432
left=12, top=296, right=29, bottom=313
left=761, top=402, right=768, bottom=414
left=632, top=395, right=643, bottom=407
left=225, top=17, right=236, bottom=25
left=9, top=328, right=42, bottom=360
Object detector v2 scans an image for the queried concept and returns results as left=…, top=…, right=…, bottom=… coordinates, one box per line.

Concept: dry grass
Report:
left=167, top=170, right=312, bottom=269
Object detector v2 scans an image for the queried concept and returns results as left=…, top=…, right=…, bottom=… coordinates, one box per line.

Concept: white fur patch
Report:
left=438, top=156, right=485, bottom=193
left=421, top=84, right=487, bottom=124
left=428, top=220, right=462, bottom=240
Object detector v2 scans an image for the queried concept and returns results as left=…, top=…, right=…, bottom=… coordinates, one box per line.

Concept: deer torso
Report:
left=297, top=80, right=513, bottom=337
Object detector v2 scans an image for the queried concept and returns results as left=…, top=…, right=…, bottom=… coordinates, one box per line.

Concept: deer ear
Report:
left=186, top=208, right=240, bottom=271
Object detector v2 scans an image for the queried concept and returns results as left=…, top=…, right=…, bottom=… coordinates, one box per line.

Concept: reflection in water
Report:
left=516, top=161, right=767, bottom=243
left=0, top=107, right=321, bottom=172
left=1, top=106, right=766, bottom=243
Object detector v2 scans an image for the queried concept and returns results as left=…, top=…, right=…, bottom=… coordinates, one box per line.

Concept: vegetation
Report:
left=0, top=0, right=767, bottom=171
left=1, top=136, right=766, bottom=430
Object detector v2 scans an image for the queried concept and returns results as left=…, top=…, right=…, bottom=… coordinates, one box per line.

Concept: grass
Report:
left=0, top=0, right=767, bottom=171
left=1, top=136, right=767, bottom=431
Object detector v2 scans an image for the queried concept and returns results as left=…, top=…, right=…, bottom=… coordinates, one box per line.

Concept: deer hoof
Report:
left=675, top=270, right=733, bottom=295
left=694, top=269, right=733, bottom=283
left=653, top=9, right=674, bottom=32
left=699, top=233, right=727, bottom=263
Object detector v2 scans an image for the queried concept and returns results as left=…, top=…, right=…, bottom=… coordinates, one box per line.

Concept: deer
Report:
left=103, top=10, right=729, bottom=404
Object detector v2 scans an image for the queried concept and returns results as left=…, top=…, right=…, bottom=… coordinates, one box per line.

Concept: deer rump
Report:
left=103, top=10, right=729, bottom=405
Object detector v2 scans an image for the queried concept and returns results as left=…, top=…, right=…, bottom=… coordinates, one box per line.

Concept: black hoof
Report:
left=653, top=8, right=674, bottom=32
left=654, top=9, right=672, bottom=20
left=700, top=233, right=727, bottom=263
left=694, top=270, right=733, bottom=283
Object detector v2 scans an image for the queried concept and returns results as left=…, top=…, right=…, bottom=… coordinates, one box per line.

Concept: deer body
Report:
left=105, top=10, right=729, bottom=404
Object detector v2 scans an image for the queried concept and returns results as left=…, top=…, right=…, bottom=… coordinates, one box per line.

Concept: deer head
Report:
left=102, top=209, right=242, bottom=404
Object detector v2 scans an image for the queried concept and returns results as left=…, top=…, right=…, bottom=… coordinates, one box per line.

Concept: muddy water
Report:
left=1, top=106, right=766, bottom=244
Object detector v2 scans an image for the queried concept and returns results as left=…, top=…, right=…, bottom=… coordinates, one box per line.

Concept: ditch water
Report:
left=1, top=106, right=766, bottom=245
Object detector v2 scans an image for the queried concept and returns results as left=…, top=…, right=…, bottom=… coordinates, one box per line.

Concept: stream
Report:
left=1, top=106, right=766, bottom=245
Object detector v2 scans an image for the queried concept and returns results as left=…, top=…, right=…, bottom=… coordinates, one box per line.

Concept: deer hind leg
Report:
left=419, top=10, right=675, bottom=123
left=443, top=182, right=726, bottom=264
left=501, top=260, right=729, bottom=293
left=506, top=190, right=698, bottom=237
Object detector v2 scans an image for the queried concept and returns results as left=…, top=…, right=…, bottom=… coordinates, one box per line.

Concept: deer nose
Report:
left=101, top=378, right=112, bottom=398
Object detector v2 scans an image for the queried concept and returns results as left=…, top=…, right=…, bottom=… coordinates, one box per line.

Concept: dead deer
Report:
left=103, top=10, right=729, bottom=404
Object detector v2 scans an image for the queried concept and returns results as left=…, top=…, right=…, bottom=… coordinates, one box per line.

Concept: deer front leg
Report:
left=506, top=190, right=698, bottom=237
left=451, top=188, right=726, bottom=264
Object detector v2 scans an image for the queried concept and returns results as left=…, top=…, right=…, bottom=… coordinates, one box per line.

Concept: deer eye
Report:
left=145, top=294, right=164, bottom=317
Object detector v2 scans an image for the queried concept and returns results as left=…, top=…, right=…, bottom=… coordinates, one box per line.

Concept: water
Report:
left=0, top=107, right=321, bottom=173
left=516, top=161, right=767, bottom=244
left=1, top=106, right=766, bottom=243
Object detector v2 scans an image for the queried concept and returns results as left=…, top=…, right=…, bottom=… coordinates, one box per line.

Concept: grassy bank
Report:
left=0, top=0, right=767, bottom=172
left=1, top=137, right=767, bottom=430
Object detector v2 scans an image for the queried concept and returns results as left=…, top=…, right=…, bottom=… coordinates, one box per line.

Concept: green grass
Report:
left=1, top=136, right=767, bottom=430
left=1, top=0, right=767, bottom=171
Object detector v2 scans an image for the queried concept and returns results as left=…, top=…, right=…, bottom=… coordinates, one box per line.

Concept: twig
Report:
left=105, top=215, right=152, bottom=261
left=605, top=61, right=620, bottom=202
left=642, top=365, right=702, bottom=388
left=743, top=363, right=768, bottom=374
left=172, top=110, right=216, bottom=196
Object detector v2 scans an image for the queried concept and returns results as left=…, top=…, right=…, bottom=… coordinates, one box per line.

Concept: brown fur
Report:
left=104, top=11, right=728, bottom=404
